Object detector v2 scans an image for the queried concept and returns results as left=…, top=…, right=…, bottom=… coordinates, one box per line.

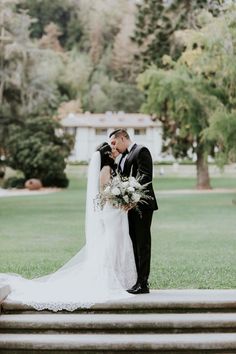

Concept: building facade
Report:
left=61, top=112, right=162, bottom=162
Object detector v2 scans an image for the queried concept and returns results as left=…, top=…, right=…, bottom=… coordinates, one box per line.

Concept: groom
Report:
left=109, top=129, right=158, bottom=294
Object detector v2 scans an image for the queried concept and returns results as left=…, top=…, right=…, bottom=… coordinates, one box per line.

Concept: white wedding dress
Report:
left=0, top=152, right=137, bottom=312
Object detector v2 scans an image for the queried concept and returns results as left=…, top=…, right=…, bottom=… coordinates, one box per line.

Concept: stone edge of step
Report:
left=0, top=333, right=236, bottom=350
left=2, top=289, right=236, bottom=312
left=2, top=301, right=236, bottom=312
left=1, top=313, right=236, bottom=330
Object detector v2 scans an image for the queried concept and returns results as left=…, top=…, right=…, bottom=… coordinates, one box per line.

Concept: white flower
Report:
left=113, top=176, right=120, bottom=184
left=129, top=177, right=141, bottom=188
left=127, top=186, right=135, bottom=193
left=111, top=187, right=121, bottom=196
left=104, top=186, right=111, bottom=193
left=129, top=177, right=136, bottom=183
left=123, top=195, right=129, bottom=203
left=122, top=181, right=129, bottom=188
left=132, top=193, right=141, bottom=202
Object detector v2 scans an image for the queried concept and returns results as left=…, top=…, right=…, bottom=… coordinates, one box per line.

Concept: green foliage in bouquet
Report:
left=5, top=116, right=73, bottom=188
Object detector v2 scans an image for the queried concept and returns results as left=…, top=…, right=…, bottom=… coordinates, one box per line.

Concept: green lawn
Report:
left=0, top=175, right=235, bottom=288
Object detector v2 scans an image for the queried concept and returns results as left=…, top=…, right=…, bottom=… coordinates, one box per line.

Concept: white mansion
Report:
left=61, top=112, right=162, bottom=162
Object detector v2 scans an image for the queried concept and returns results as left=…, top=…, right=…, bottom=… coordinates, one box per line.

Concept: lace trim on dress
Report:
left=27, top=301, right=95, bottom=312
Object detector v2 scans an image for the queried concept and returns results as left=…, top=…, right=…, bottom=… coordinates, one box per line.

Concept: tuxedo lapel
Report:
left=123, top=143, right=137, bottom=175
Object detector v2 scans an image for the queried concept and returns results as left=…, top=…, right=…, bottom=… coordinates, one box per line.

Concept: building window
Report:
left=134, top=128, right=146, bottom=135
left=96, top=128, right=107, bottom=135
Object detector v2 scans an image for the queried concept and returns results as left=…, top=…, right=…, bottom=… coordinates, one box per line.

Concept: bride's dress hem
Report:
left=0, top=152, right=137, bottom=313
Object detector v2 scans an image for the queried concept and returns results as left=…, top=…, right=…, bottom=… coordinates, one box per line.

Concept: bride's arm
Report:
left=100, top=166, right=111, bottom=190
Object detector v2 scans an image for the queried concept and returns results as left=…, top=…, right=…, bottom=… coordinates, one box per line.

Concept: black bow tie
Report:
left=122, top=149, right=129, bottom=157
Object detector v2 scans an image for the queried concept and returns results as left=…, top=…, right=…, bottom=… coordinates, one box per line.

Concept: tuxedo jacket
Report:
left=120, top=144, right=158, bottom=211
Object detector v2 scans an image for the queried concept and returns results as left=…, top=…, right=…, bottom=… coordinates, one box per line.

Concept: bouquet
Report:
left=95, top=174, right=152, bottom=213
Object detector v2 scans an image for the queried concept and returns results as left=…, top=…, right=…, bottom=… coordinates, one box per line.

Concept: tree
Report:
left=58, top=50, right=93, bottom=101
left=83, top=72, right=145, bottom=113
left=0, top=1, right=61, bottom=118
left=110, top=9, right=140, bottom=82
left=132, top=0, right=222, bottom=68
left=138, top=65, right=218, bottom=188
left=6, top=116, right=72, bottom=187
left=18, top=0, right=83, bottom=50
left=0, top=1, right=68, bottom=182
left=107, top=83, right=145, bottom=113
left=0, top=1, right=40, bottom=154
left=138, top=5, right=236, bottom=189
left=12, top=0, right=144, bottom=114
left=205, top=111, right=236, bottom=167
left=180, top=5, right=236, bottom=167
left=39, top=22, right=64, bottom=52
left=56, top=99, right=82, bottom=121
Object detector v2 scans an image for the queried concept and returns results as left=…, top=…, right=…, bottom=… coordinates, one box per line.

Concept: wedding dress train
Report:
left=0, top=152, right=137, bottom=312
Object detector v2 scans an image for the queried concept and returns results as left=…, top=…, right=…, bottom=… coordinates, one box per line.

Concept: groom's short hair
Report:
left=109, top=129, right=130, bottom=139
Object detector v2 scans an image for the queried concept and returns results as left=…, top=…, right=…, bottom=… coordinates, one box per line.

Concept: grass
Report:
left=154, top=176, right=236, bottom=190
left=151, top=191, right=236, bottom=288
left=0, top=174, right=235, bottom=289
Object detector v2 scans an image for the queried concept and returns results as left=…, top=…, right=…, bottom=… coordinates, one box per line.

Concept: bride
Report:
left=0, top=143, right=137, bottom=312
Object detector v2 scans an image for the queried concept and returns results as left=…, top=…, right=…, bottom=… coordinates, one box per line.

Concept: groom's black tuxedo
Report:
left=121, top=144, right=158, bottom=211
left=119, top=144, right=158, bottom=287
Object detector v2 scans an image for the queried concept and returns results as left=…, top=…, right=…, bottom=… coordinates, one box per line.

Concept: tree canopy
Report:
left=1, top=0, right=236, bottom=186
left=132, top=0, right=222, bottom=68
left=137, top=3, right=236, bottom=188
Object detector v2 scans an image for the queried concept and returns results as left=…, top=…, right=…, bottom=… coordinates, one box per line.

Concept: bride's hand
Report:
left=122, top=203, right=134, bottom=212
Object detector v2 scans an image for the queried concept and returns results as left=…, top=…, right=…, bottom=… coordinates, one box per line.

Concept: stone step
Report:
left=2, top=290, right=236, bottom=314
left=0, top=333, right=236, bottom=353
left=0, top=313, right=236, bottom=334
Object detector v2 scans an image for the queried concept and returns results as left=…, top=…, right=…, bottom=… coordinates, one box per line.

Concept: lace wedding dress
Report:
left=0, top=152, right=137, bottom=312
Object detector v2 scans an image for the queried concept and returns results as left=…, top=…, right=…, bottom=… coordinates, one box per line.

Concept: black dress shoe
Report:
left=127, top=282, right=139, bottom=292
left=127, top=283, right=150, bottom=294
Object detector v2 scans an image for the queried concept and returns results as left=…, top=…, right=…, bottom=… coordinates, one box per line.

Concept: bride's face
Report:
left=111, top=147, right=120, bottom=159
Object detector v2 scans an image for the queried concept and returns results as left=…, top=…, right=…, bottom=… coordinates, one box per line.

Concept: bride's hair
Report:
left=96, top=142, right=115, bottom=170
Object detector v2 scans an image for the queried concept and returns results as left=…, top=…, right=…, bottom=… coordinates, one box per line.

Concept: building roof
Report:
left=61, top=112, right=161, bottom=128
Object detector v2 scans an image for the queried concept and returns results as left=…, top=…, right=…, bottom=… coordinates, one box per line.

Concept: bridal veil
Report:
left=0, top=152, right=136, bottom=311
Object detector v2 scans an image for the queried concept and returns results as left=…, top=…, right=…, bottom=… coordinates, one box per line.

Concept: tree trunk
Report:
left=196, top=147, right=211, bottom=189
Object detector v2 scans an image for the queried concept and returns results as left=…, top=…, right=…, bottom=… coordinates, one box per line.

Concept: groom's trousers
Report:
left=128, top=209, right=153, bottom=286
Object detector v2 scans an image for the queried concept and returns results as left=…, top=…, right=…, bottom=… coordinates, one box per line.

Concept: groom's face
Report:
left=110, top=136, right=126, bottom=154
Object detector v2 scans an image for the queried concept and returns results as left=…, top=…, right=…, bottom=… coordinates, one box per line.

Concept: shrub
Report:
left=42, top=174, right=69, bottom=188
left=3, top=177, right=26, bottom=189
left=6, top=116, right=73, bottom=188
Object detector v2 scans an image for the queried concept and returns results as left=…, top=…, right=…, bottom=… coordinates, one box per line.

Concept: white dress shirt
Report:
left=119, top=142, right=136, bottom=172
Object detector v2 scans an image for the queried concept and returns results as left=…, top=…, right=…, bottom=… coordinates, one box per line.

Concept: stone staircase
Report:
left=0, top=286, right=236, bottom=353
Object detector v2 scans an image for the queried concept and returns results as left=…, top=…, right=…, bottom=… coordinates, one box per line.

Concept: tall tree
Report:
left=0, top=0, right=34, bottom=155
left=0, top=0, right=62, bottom=168
left=14, top=0, right=145, bottom=113
left=111, top=11, right=140, bottom=82
left=138, top=4, right=236, bottom=189
left=132, top=0, right=222, bottom=68
left=18, top=0, right=83, bottom=50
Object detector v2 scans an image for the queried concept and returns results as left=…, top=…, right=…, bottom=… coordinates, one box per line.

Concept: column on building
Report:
left=150, top=126, right=162, bottom=161
left=75, top=126, right=90, bottom=162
